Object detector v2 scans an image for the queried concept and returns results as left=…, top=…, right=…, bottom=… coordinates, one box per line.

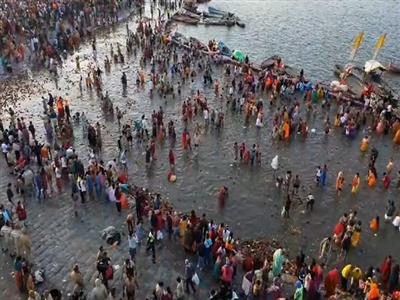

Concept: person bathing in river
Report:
left=218, top=186, right=228, bottom=212
left=336, top=171, right=344, bottom=197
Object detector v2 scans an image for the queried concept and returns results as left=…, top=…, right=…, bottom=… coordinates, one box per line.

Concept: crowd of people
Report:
left=0, top=0, right=400, bottom=299
left=0, top=0, right=147, bottom=73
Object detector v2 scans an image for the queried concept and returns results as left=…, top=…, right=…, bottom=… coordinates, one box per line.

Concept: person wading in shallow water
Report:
left=218, top=186, right=228, bottom=212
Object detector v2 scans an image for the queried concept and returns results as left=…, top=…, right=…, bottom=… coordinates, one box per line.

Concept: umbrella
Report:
left=364, top=60, right=386, bottom=73
left=232, top=49, right=245, bottom=63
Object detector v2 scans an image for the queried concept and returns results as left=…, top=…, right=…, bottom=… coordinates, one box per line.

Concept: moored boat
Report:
left=208, top=6, right=230, bottom=16
left=260, top=55, right=281, bottom=70
left=171, top=13, right=199, bottom=25
left=388, top=61, right=400, bottom=74
left=180, top=9, right=201, bottom=20
left=203, top=18, right=235, bottom=26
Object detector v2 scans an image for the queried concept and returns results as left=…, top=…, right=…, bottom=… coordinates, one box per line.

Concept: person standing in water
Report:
left=282, top=194, right=291, bottom=219
left=233, top=142, right=238, bottom=161
left=218, top=186, right=228, bottom=212
left=336, top=172, right=344, bottom=197
left=321, top=164, right=328, bottom=186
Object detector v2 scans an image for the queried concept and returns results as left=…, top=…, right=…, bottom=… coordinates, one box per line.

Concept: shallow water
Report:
left=1, top=1, right=400, bottom=271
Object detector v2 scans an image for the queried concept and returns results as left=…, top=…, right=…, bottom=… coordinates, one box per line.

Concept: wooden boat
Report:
left=202, top=11, right=225, bottom=18
left=388, top=62, right=400, bottom=74
left=171, top=32, right=189, bottom=46
left=282, top=65, right=300, bottom=78
left=208, top=6, right=230, bottom=16
left=203, top=18, right=235, bottom=26
left=189, top=37, right=208, bottom=51
left=183, top=3, right=198, bottom=13
left=171, top=13, right=199, bottom=25
left=260, top=55, right=281, bottom=70
left=180, top=10, right=201, bottom=20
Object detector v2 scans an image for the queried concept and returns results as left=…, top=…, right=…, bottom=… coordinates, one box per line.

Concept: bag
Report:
left=105, top=265, right=113, bottom=280
left=192, top=272, right=200, bottom=286
left=156, top=230, right=163, bottom=240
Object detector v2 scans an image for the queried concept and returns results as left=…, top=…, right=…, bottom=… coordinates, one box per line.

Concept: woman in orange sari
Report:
left=367, top=169, right=376, bottom=187
left=283, top=121, right=290, bottom=140
left=360, top=136, right=369, bottom=152
left=351, top=173, right=360, bottom=194
left=370, top=216, right=379, bottom=235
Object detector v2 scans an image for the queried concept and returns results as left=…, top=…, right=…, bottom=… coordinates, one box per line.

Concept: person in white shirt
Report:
left=1, top=142, right=9, bottom=164
left=175, top=277, right=185, bottom=300
left=393, top=215, right=400, bottom=231
left=77, top=177, right=87, bottom=203
left=203, top=109, right=209, bottom=125
left=128, top=233, right=138, bottom=261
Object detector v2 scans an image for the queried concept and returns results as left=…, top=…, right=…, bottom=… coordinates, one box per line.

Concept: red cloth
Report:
left=380, top=257, right=392, bottom=285
left=324, top=269, right=340, bottom=297
left=333, top=223, right=345, bottom=237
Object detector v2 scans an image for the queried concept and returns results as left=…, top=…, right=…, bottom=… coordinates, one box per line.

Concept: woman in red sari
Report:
left=324, top=268, right=340, bottom=297
left=168, top=149, right=175, bottom=168
left=182, top=129, right=188, bottom=150
left=380, top=255, right=392, bottom=287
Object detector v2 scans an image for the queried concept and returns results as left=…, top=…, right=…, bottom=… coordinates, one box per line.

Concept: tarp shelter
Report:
left=232, top=50, right=245, bottom=63
left=364, top=60, right=386, bottom=73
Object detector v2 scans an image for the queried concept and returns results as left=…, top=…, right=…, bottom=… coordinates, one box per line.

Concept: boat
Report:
left=189, top=37, right=208, bottom=51
left=260, top=55, right=281, bottom=70
left=388, top=61, right=400, bottom=74
left=203, top=18, right=235, bottom=26
left=218, top=41, right=232, bottom=57
left=180, top=9, right=201, bottom=20
left=282, top=65, right=300, bottom=78
left=202, top=11, right=225, bottom=18
left=208, top=6, right=230, bottom=16
left=171, top=32, right=190, bottom=47
left=183, top=3, right=198, bottom=13
left=171, top=13, right=199, bottom=25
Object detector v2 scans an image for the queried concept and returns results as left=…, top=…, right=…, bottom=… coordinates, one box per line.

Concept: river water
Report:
left=1, top=0, right=400, bottom=271
left=179, top=0, right=400, bottom=90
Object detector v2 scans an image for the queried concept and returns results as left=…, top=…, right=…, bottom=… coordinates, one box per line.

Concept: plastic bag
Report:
left=192, top=272, right=200, bottom=285
left=271, top=155, right=279, bottom=170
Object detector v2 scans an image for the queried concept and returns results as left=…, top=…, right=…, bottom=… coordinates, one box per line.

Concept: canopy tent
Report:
left=364, top=60, right=386, bottom=73
left=232, top=49, right=245, bottom=63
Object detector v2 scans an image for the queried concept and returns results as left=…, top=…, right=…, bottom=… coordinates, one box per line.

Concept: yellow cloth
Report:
left=351, top=231, right=360, bottom=247
left=342, top=264, right=353, bottom=279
